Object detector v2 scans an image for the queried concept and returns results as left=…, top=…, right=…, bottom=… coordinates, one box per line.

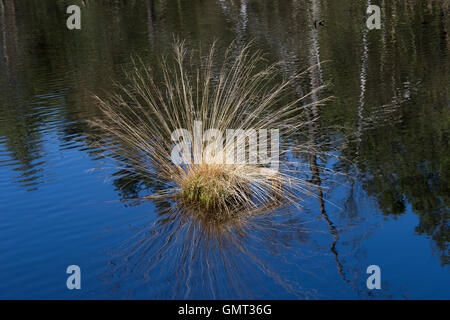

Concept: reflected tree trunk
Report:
left=306, top=0, right=350, bottom=284
left=356, top=0, right=371, bottom=162
left=1, top=0, right=18, bottom=75
left=147, top=0, right=155, bottom=46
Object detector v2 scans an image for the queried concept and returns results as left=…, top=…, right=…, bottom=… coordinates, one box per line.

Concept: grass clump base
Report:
left=181, top=165, right=240, bottom=211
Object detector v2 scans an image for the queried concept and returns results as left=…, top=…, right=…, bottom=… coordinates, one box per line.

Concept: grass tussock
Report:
left=92, top=40, right=330, bottom=220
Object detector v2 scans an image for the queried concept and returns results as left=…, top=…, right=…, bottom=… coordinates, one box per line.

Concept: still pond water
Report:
left=0, top=0, right=449, bottom=299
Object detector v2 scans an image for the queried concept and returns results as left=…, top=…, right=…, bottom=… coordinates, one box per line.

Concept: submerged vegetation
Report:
left=92, top=40, right=330, bottom=219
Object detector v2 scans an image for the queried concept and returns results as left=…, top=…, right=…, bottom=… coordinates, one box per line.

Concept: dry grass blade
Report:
left=91, top=40, right=331, bottom=220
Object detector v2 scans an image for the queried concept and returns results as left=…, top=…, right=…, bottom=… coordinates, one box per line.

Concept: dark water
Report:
left=0, top=0, right=449, bottom=299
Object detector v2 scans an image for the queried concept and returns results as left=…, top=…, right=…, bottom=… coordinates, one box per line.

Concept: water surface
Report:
left=0, top=0, right=449, bottom=299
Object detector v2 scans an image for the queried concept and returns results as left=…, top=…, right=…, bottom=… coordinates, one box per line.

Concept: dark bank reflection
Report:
left=0, top=0, right=448, bottom=298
